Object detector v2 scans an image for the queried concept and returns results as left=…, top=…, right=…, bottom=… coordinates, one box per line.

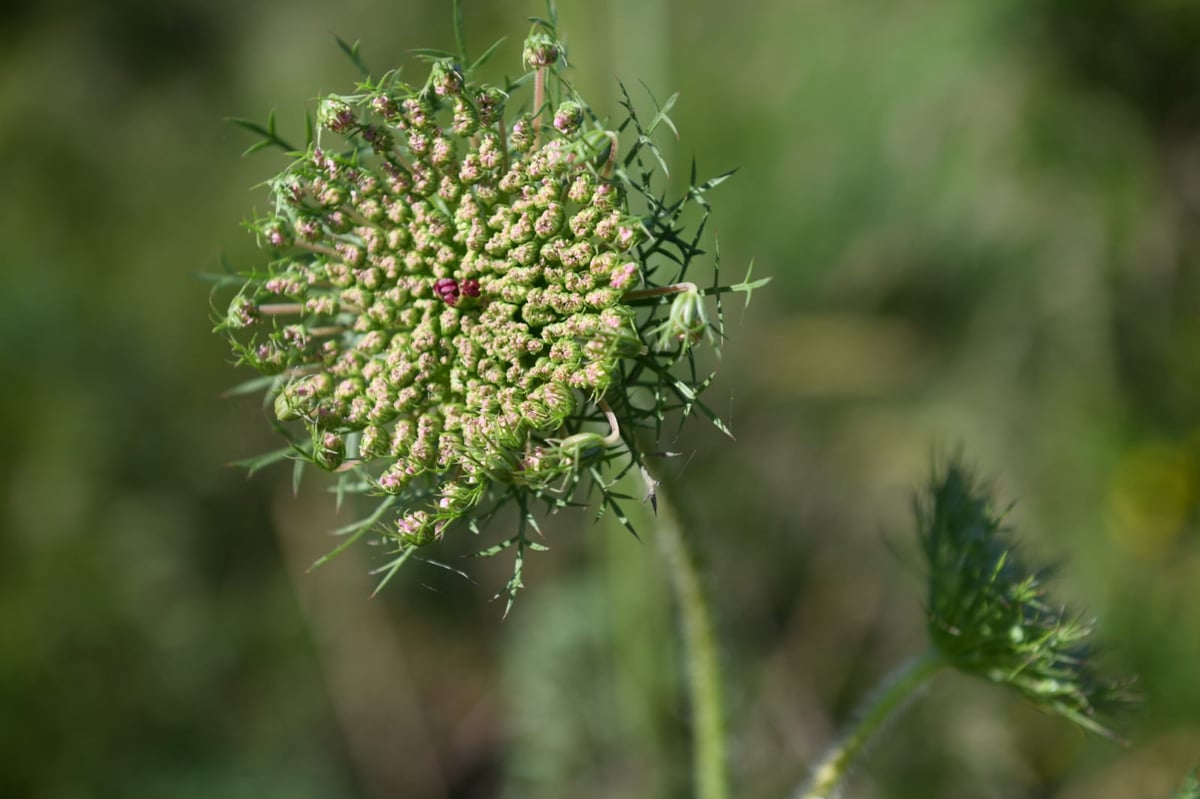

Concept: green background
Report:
left=2, top=0, right=1198, bottom=796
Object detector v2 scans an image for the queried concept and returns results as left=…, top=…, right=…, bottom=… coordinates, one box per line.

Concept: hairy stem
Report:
left=533, top=66, right=546, bottom=139
left=797, top=649, right=946, bottom=799
left=644, top=459, right=729, bottom=799
left=623, top=282, right=699, bottom=302
left=497, top=112, right=510, bottom=173
left=294, top=239, right=340, bottom=259
left=306, top=325, right=346, bottom=338
left=256, top=302, right=305, bottom=316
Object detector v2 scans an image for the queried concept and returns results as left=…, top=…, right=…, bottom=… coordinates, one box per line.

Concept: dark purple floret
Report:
left=434, top=277, right=461, bottom=304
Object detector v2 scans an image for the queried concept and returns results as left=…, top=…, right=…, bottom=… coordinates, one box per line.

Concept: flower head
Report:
left=918, top=460, right=1134, bottom=738
left=217, top=13, right=763, bottom=599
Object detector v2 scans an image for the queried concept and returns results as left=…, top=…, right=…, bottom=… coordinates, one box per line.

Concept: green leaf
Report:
left=452, top=0, right=468, bottom=66
left=639, top=135, right=671, bottom=178
left=334, top=495, right=397, bottom=537
left=332, top=469, right=351, bottom=512
left=191, top=270, right=245, bottom=287
left=693, top=168, right=737, bottom=193
left=410, top=47, right=459, bottom=61
left=226, top=110, right=298, bottom=155
left=335, top=35, right=370, bottom=78
left=473, top=534, right=520, bottom=559
left=307, top=496, right=399, bottom=572
left=370, top=546, right=418, bottom=596
left=308, top=522, right=373, bottom=572
left=589, top=466, right=642, bottom=539
left=469, top=37, right=507, bottom=75
left=641, top=83, right=679, bottom=138
left=704, top=258, right=770, bottom=312
left=502, top=70, right=537, bottom=96
left=221, top=374, right=280, bottom=398
left=231, top=445, right=296, bottom=476
left=292, top=458, right=305, bottom=495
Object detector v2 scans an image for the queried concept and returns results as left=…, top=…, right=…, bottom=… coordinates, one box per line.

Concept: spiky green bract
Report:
left=216, top=11, right=759, bottom=604
left=917, top=461, right=1133, bottom=739
left=1172, top=771, right=1200, bottom=799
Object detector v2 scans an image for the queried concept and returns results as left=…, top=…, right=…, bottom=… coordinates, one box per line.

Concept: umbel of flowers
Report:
left=219, top=16, right=759, bottom=590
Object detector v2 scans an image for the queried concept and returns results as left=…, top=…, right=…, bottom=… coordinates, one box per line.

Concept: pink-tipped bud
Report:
left=553, top=101, right=583, bottom=135
left=319, top=99, right=356, bottom=133
left=522, top=31, right=561, bottom=69
left=264, top=224, right=291, bottom=248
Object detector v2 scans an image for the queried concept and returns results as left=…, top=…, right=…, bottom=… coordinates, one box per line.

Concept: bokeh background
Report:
left=3, top=0, right=1199, bottom=797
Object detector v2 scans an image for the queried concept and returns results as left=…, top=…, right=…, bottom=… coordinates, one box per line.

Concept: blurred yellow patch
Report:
left=1106, top=442, right=1196, bottom=559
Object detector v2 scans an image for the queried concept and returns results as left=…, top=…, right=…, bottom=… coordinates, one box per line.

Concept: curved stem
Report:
left=596, top=398, right=623, bottom=446
left=796, top=649, right=946, bottom=799
left=643, top=459, right=728, bottom=799
left=601, top=130, right=619, bottom=178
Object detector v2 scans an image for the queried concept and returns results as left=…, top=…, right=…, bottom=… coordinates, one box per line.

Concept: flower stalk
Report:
left=622, top=281, right=699, bottom=302
left=797, top=650, right=945, bottom=799
left=646, top=460, right=729, bottom=799
left=794, top=459, right=1134, bottom=798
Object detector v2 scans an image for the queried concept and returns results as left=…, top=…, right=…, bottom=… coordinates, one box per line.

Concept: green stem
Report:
left=797, top=649, right=946, bottom=799
left=647, top=462, right=728, bottom=799
left=622, top=281, right=698, bottom=303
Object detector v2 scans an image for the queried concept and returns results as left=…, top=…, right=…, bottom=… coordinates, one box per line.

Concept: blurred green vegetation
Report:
left=1, top=1, right=1198, bottom=797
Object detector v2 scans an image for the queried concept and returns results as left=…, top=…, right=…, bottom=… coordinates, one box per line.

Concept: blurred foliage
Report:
left=1, top=0, right=1198, bottom=798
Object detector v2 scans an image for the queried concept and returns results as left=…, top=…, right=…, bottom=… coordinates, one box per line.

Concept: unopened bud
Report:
left=522, top=31, right=561, bottom=69
left=315, top=431, right=346, bottom=470
left=396, top=510, right=435, bottom=546
left=656, top=285, right=709, bottom=350
left=476, top=87, right=506, bottom=125
left=227, top=296, right=258, bottom=329
left=318, top=98, right=356, bottom=133
left=510, top=115, right=534, bottom=152
left=553, top=101, right=583, bottom=135
left=429, top=58, right=464, bottom=97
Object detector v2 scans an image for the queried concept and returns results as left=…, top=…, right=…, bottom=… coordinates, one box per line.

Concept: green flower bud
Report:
left=509, top=115, right=534, bottom=152
left=651, top=284, right=710, bottom=350
left=226, top=296, right=257, bottom=329
left=553, top=101, right=583, bottom=135
left=428, top=58, right=464, bottom=97
left=396, top=510, right=435, bottom=546
left=475, top=86, right=506, bottom=125
left=315, top=431, right=346, bottom=470
left=318, top=98, right=356, bottom=133
left=522, top=31, right=561, bottom=69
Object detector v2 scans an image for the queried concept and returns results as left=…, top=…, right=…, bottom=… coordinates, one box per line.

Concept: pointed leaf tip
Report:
left=335, top=35, right=371, bottom=78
